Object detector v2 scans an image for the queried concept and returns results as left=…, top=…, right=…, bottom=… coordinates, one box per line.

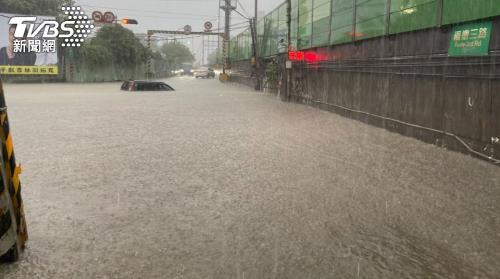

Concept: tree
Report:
left=77, top=43, right=112, bottom=68
left=160, top=42, right=195, bottom=69
left=72, top=24, right=152, bottom=81
left=89, top=25, right=150, bottom=68
left=151, top=50, right=169, bottom=75
left=0, top=0, right=74, bottom=16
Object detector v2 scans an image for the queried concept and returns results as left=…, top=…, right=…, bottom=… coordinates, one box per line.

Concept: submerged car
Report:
left=121, top=80, right=174, bottom=91
left=193, top=67, right=216, bottom=79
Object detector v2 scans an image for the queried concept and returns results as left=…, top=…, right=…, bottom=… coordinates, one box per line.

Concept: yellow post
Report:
left=0, top=78, right=28, bottom=262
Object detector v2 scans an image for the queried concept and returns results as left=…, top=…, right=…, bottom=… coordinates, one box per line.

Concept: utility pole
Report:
left=250, top=17, right=260, bottom=91
left=217, top=6, right=221, bottom=66
left=255, top=0, right=258, bottom=22
left=285, top=0, right=292, bottom=100
left=223, top=0, right=231, bottom=74
left=252, top=0, right=261, bottom=91
left=147, top=31, right=152, bottom=79
left=202, top=36, right=205, bottom=66
left=220, top=0, right=236, bottom=78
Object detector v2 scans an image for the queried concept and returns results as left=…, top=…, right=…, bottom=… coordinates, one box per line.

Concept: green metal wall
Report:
left=312, top=0, right=331, bottom=46
left=355, top=0, right=387, bottom=40
left=298, top=0, right=313, bottom=49
left=330, top=0, right=354, bottom=44
left=443, top=0, right=500, bottom=25
left=231, top=0, right=500, bottom=59
left=278, top=3, right=289, bottom=49
left=231, top=2, right=289, bottom=60
left=290, top=0, right=299, bottom=50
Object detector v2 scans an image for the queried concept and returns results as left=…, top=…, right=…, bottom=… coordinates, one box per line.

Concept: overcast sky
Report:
left=74, top=0, right=284, bottom=64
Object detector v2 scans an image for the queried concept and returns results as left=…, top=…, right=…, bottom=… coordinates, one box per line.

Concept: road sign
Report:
left=92, top=11, right=103, bottom=22
left=103, top=12, right=116, bottom=23
left=204, top=21, right=213, bottom=31
left=184, top=25, right=192, bottom=35
left=449, top=21, right=492, bottom=57
left=92, top=11, right=118, bottom=24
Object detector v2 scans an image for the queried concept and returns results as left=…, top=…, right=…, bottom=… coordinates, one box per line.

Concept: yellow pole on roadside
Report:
left=0, top=79, right=28, bottom=262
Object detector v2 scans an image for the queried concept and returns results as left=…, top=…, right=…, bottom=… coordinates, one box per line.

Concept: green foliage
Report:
left=78, top=43, right=112, bottom=67
left=71, top=25, right=153, bottom=81
left=265, top=62, right=279, bottom=84
left=0, top=0, right=74, bottom=16
left=90, top=25, right=150, bottom=67
left=160, top=42, right=195, bottom=68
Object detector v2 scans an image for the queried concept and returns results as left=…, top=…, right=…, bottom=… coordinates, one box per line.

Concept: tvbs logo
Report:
left=9, top=6, right=94, bottom=52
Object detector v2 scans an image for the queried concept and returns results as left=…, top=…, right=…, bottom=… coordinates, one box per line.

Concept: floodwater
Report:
left=0, top=77, right=499, bottom=278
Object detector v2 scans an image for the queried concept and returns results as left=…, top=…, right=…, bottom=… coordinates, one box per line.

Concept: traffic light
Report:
left=121, top=18, right=138, bottom=25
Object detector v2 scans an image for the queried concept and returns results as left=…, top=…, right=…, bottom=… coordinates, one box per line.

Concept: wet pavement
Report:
left=0, top=77, right=499, bottom=278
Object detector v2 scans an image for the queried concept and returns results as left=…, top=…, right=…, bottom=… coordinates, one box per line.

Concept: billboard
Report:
left=0, top=13, right=59, bottom=75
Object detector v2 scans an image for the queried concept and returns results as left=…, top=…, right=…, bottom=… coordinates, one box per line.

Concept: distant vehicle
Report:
left=181, top=63, right=193, bottom=76
left=193, top=67, right=216, bottom=79
left=121, top=80, right=175, bottom=91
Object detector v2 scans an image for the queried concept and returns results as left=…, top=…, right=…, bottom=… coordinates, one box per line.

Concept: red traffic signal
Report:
left=121, top=18, right=138, bottom=25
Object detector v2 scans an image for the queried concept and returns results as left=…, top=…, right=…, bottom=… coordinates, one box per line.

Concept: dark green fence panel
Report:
left=389, top=0, right=438, bottom=34
left=230, top=37, right=238, bottom=60
left=331, top=0, right=355, bottom=44
left=355, top=0, right=387, bottom=40
left=443, top=0, right=500, bottom=25
left=244, top=32, right=248, bottom=59
left=270, top=9, right=280, bottom=55
left=312, top=0, right=332, bottom=47
left=237, top=32, right=241, bottom=60
left=247, top=30, right=252, bottom=58
left=298, top=0, right=313, bottom=49
left=257, top=19, right=266, bottom=56
left=241, top=29, right=251, bottom=60
left=235, top=34, right=243, bottom=60
left=278, top=3, right=289, bottom=53
left=264, top=15, right=272, bottom=56
left=236, top=34, right=241, bottom=60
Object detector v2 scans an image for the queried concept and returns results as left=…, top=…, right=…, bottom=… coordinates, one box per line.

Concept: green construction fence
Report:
left=229, top=0, right=500, bottom=60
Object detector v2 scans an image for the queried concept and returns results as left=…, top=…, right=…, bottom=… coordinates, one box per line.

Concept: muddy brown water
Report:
left=0, top=77, right=498, bottom=278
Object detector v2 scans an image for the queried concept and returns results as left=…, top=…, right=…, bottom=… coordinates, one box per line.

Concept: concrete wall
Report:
left=230, top=18, right=500, bottom=162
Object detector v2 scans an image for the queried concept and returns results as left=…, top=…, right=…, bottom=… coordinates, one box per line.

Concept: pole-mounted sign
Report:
left=92, top=11, right=116, bottom=23
left=184, top=25, right=192, bottom=35
left=92, top=11, right=103, bottom=22
left=103, top=12, right=116, bottom=23
left=204, top=21, right=213, bottom=32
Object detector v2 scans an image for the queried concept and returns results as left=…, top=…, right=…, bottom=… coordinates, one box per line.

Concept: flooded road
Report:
left=0, top=77, right=499, bottom=278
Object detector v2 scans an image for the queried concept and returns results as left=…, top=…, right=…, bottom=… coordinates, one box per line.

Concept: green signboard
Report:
left=448, top=21, right=493, bottom=56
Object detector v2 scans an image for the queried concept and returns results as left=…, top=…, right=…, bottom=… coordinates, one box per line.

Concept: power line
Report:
left=232, top=8, right=251, bottom=20
left=213, top=21, right=249, bottom=31
left=79, top=3, right=216, bottom=18
left=236, top=0, right=251, bottom=18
